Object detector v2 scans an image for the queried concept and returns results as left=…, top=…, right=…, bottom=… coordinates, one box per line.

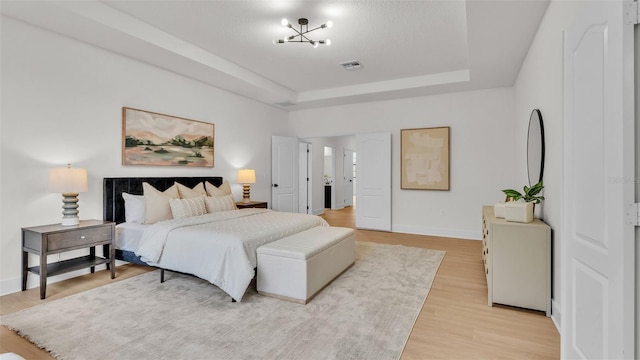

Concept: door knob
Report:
left=273, top=184, right=279, bottom=187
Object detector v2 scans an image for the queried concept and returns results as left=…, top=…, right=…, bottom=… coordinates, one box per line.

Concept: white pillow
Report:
left=204, top=194, right=237, bottom=213
left=205, top=180, right=232, bottom=197
left=175, top=182, right=207, bottom=199
left=142, top=182, right=179, bottom=224
left=170, top=196, right=207, bottom=219
left=122, top=192, right=145, bottom=223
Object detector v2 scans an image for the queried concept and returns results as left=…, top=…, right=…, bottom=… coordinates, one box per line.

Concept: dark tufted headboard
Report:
left=103, top=176, right=223, bottom=224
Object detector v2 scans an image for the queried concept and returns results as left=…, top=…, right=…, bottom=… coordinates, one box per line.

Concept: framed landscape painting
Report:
left=122, top=107, right=214, bottom=167
left=401, top=126, right=450, bottom=190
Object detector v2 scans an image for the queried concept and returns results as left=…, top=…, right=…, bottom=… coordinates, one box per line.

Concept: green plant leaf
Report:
left=528, top=181, right=544, bottom=196
left=502, top=189, right=522, bottom=201
left=502, top=181, right=544, bottom=204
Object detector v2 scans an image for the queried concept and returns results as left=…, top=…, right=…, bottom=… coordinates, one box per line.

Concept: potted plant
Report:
left=501, top=181, right=545, bottom=223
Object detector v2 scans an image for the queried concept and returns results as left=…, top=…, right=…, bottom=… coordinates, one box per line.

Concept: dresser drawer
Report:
left=47, top=226, right=112, bottom=251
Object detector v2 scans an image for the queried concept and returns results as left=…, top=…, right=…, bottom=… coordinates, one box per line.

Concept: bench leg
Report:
left=160, top=269, right=165, bottom=283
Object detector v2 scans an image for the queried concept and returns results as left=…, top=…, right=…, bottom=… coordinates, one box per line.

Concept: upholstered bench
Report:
left=256, top=226, right=355, bottom=304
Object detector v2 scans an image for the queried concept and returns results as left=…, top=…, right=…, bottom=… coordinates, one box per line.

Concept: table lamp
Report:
left=48, top=164, right=88, bottom=226
left=237, top=169, right=256, bottom=203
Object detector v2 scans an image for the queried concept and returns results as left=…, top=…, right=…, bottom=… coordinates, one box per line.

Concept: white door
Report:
left=562, top=1, right=635, bottom=358
left=343, top=149, right=354, bottom=207
left=298, top=142, right=311, bottom=214
left=356, top=133, right=391, bottom=231
left=271, top=136, right=299, bottom=212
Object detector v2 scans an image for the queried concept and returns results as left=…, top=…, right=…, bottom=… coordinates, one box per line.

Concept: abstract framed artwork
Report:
left=401, top=126, right=450, bottom=190
left=122, top=107, right=214, bottom=167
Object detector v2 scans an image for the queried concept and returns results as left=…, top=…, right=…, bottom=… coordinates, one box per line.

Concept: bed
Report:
left=103, top=177, right=328, bottom=301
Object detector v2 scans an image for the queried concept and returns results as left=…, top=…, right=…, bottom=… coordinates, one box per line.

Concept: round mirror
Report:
left=527, top=109, right=545, bottom=186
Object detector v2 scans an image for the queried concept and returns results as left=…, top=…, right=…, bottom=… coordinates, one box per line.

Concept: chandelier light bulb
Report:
left=312, top=41, right=319, bottom=48
left=326, top=39, right=331, bottom=46
left=283, top=36, right=289, bottom=42
left=326, top=20, right=333, bottom=28
left=281, top=18, right=289, bottom=27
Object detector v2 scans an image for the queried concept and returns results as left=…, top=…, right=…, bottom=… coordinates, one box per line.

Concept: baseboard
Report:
left=0, top=276, right=23, bottom=296
left=391, top=224, right=482, bottom=240
left=0, top=261, right=126, bottom=296
left=551, top=299, right=561, bottom=333
left=0, top=270, right=92, bottom=296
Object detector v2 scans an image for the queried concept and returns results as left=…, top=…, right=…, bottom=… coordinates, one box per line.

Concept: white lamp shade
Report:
left=48, top=166, right=88, bottom=193
left=237, top=169, right=256, bottom=184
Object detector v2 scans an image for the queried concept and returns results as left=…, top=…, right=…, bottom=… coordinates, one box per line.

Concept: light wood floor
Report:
left=1, top=207, right=560, bottom=359
left=322, top=206, right=560, bottom=359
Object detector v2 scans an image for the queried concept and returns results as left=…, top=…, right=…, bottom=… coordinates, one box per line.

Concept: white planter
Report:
left=505, top=202, right=534, bottom=223
left=494, top=203, right=506, bottom=218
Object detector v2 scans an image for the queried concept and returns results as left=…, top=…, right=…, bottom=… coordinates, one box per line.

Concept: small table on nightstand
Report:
left=236, top=201, right=268, bottom=209
left=22, top=220, right=116, bottom=299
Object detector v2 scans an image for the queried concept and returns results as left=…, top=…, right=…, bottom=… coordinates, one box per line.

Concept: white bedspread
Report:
left=134, top=208, right=328, bottom=301
left=115, top=222, right=148, bottom=252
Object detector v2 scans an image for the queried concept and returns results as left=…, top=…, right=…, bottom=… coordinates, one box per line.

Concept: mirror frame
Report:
left=527, top=109, right=545, bottom=186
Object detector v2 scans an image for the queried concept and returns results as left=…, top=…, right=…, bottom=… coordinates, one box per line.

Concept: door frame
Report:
left=343, top=148, right=354, bottom=207
left=298, top=142, right=312, bottom=214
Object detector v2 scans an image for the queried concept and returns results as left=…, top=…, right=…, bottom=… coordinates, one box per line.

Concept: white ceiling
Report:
left=1, top=0, right=549, bottom=111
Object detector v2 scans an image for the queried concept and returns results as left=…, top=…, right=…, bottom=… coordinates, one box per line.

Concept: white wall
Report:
left=289, top=88, right=517, bottom=239
left=0, top=17, right=289, bottom=295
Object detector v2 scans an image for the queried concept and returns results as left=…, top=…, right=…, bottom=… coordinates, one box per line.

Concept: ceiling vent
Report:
left=340, top=60, right=362, bottom=70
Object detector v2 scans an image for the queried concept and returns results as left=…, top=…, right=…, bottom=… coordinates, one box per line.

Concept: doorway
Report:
left=303, top=136, right=356, bottom=215
left=323, top=146, right=335, bottom=209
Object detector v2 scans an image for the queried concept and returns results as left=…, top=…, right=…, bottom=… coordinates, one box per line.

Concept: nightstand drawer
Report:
left=47, top=226, right=112, bottom=251
left=236, top=201, right=268, bottom=209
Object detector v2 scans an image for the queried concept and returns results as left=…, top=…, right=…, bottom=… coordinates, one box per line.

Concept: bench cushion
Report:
left=257, top=226, right=354, bottom=260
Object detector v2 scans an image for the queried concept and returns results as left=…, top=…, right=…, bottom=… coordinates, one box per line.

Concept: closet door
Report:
left=271, top=136, right=299, bottom=213
left=356, top=133, right=391, bottom=231
left=562, top=1, right=635, bottom=358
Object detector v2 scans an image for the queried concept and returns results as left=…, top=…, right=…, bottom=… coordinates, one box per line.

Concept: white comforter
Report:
left=135, top=209, right=328, bottom=301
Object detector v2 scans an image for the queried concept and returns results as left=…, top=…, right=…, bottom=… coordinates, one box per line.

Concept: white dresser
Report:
left=482, top=206, right=551, bottom=316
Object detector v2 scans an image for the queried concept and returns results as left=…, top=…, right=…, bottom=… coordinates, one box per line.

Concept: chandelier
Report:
left=274, top=18, right=333, bottom=48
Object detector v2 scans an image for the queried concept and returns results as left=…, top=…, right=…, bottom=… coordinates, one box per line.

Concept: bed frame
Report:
left=103, top=176, right=223, bottom=266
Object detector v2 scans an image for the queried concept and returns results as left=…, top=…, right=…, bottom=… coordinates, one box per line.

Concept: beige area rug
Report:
left=2, top=242, right=444, bottom=360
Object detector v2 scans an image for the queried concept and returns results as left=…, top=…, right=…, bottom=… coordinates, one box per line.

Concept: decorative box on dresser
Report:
left=22, top=220, right=116, bottom=299
left=482, top=206, right=551, bottom=316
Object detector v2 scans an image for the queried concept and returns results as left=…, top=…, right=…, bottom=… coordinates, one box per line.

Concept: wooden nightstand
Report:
left=236, top=201, right=268, bottom=209
left=22, top=220, right=116, bottom=299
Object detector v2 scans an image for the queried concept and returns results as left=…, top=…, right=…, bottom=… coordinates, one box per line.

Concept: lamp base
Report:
left=242, top=184, right=251, bottom=203
left=61, top=192, right=80, bottom=226
left=61, top=217, right=80, bottom=226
